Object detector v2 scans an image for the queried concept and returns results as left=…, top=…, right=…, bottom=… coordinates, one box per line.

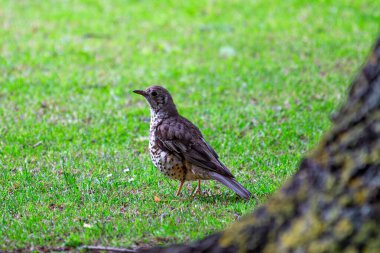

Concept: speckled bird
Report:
left=133, top=86, right=251, bottom=200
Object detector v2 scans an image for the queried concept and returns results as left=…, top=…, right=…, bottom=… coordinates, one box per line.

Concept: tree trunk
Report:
left=141, top=37, right=380, bottom=253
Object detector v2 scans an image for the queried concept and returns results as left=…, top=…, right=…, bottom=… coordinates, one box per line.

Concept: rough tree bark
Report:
left=140, top=37, right=380, bottom=253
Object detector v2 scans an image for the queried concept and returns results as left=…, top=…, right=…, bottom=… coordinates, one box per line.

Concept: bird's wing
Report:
left=156, top=116, right=234, bottom=178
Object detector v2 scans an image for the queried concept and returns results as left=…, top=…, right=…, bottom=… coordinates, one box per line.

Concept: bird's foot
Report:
left=192, top=180, right=202, bottom=196
left=192, top=188, right=202, bottom=196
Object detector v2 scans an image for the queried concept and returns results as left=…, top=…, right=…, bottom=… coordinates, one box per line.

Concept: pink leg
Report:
left=193, top=180, right=202, bottom=195
left=176, top=181, right=185, bottom=196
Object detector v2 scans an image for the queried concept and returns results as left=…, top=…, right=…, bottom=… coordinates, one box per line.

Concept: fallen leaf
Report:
left=154, top=196, right=161, bottom=202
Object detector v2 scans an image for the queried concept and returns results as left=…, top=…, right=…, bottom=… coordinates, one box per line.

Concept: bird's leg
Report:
left=193, top=180, right=202, bottom=196
left=176, top=181, right=185, bottom=196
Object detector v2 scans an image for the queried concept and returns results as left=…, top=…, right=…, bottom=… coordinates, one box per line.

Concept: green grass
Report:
left=0, top=0, right=379, bottom=250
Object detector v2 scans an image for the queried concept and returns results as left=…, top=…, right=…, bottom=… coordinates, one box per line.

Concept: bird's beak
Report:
left=133, top=90, right=148, bottom=97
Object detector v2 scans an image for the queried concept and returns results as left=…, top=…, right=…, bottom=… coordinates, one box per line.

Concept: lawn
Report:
left=0, top=0, right=379, bottom=250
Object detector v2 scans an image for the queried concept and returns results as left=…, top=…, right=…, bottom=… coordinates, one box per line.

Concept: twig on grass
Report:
left=80, top=245, right=136, bottom=252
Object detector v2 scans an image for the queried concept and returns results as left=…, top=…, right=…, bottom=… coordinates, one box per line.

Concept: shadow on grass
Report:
left=181, top=193, right=259, bottom=205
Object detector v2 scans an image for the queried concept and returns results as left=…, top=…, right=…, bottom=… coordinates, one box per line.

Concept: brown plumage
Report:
left=133, top=86, right=251, bottom=199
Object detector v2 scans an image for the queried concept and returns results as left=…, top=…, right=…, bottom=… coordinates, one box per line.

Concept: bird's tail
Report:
left=209, top=172, right=251, bottom=200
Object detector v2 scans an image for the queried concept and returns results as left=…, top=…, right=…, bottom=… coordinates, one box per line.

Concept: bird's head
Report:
left=133, top=86, right=178, bottom=117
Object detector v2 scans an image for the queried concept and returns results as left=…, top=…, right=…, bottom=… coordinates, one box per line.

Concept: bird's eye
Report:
left=151, top=91, right=158, bottom=97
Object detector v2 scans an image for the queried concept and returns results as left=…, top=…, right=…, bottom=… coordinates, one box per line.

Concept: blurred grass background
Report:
left=0, top=0, right=379, bottom=250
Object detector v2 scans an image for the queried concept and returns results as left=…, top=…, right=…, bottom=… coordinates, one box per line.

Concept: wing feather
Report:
left=156, top=116, right=234, bottom=177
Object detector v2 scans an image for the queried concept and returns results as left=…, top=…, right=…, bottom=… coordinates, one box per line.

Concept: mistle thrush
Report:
left=134, top=86, right=251, bottom=200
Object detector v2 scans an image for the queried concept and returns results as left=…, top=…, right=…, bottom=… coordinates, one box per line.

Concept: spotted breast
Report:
left=149, top=113, right=187, bottom=181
